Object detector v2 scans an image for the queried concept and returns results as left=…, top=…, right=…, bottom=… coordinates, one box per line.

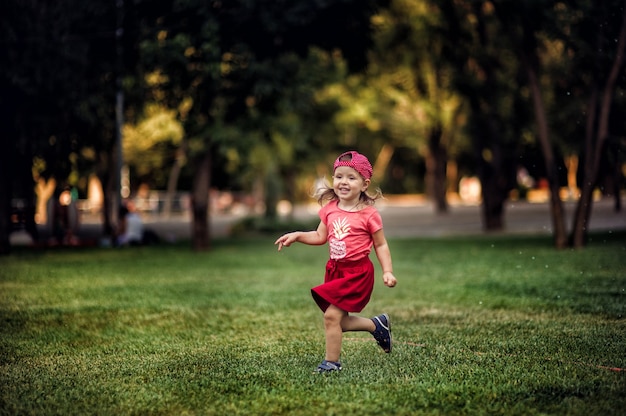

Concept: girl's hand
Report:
left=383, top=271, right=397, bottom=288
left=275, top=232, right=299, bottom=251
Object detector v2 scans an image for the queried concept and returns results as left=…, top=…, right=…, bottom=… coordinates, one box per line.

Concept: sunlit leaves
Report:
left=123, top=104, right=184, bottom=178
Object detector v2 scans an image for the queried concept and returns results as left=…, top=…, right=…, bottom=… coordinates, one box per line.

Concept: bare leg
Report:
left=341, top=315, right=376, bottom=332
left=323, top=305, right=346, bottom=362
left=324, top=306, right=379, bottom=362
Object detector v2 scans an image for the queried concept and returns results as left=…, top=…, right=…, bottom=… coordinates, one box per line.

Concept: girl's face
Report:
left=333, top=166, right=370, bottom=202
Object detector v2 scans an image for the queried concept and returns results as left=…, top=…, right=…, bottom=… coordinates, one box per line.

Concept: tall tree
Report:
left=137, top=0, right=381, bottom=250
left=491, top=1, right=568, bottom=248
left=367, top=0, right=466, bottom=212
left=0, top=0, right=120, bottom=252
left=570, top=0, right=626, bottom=247
left=438, top=0, right=520, bottom=230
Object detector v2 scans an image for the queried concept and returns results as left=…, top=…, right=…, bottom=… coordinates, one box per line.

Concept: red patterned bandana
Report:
left=333, top=151, right=373, bottom=180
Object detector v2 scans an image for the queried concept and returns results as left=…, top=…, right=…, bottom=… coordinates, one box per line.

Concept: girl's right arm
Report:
left=275, top=221, right=327, bottom=251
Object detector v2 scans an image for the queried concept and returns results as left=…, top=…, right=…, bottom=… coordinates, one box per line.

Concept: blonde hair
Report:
left=313, top=177, right=383, bottom=206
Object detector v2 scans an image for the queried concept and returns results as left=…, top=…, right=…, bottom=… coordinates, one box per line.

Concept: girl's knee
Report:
left=323, top=307, right=344, bottom=327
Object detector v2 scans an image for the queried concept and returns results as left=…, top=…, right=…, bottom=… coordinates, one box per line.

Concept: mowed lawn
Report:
left=1, top=232, right=624, bottom=415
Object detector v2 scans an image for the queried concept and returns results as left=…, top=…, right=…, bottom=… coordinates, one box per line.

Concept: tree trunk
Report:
left=609, top=137, right=622, bottom=212
left=17, top=157, right=39, bottom=244
left=571, top=2, right=626, bottom=248
left=471, top=3, right=511, bottom=231
left=523, top=56, right=568, bottom=248
left=478, top=147, right=507, bottom=231
left=0, top=146, right=11, bottom=255
left=98, top=135, right=123, bottom=240
left=425, top=126, right=448, bottom=213
left=191, top=150, right=211, bottom=251
left=164, top=141, right=187, bottom=218
left=0, top=96, right=14, bottom=255
left=473, top=111, right=513, bottom=232
left=571, top=90, right=598, bottom=247
left=372, top=144, right=394, bottom=183
left=99, top=169, right=114, bottom=239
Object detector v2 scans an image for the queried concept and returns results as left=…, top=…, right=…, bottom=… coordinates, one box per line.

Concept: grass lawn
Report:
left=1, top=231, right=625, bottom=415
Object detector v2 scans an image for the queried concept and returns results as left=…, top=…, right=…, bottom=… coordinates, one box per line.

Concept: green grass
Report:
left=1, top=232, right=625, bottom=415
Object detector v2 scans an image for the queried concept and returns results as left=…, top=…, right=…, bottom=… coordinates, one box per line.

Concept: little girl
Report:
left=275, top=150, right=397, bottom=373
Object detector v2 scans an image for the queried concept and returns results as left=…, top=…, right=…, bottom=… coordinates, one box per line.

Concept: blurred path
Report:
left=376, top=197, right=625, bottom=238
left=14, top=196, right=625, bottom=246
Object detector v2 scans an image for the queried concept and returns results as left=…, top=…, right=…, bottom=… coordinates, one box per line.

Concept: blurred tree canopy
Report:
left=0, top=0, right=624, bottom=253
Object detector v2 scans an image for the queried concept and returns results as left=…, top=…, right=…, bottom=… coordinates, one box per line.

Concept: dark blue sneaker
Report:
left=371, top=314, right=392, bottom=353
left=315, top=360, right=342, bottom=373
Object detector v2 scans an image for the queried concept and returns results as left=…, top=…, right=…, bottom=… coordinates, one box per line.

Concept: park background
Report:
left=1, top=0, right=626, bottom=252
left=1, top=2, right=626, bottom=414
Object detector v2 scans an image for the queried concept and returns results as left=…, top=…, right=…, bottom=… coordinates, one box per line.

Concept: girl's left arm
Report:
left=373, top=229, right=397, bottom=287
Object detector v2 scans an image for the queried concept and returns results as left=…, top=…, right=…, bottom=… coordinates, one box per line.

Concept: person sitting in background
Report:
left=116, top=201, right=143, bottom=246
left=51, top=186, right=79, bottom=246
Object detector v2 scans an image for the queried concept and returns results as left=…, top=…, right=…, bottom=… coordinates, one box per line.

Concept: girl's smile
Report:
left=333, top=166, right=370, bottom=209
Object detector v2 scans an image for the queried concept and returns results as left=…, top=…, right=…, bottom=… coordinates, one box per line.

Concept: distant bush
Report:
left=231, top=216, right=319, bottom=236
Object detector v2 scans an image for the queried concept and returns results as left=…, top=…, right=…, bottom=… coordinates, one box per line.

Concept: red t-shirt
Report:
left=319, top=200, right=383, bottom=261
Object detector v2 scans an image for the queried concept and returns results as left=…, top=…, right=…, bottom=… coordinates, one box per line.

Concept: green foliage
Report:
left=128, top=0, right=383, bottom=200
left=123, top=104, right=184, bottom=187
left=1, top=233, right=624, bottom=415
left=2, top=0, right=625, bottom=251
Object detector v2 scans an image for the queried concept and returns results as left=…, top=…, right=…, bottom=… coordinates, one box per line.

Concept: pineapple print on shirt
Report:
left=329, top=217, right=350, bottom=259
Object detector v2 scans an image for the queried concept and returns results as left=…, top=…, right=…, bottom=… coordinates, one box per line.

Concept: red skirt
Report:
left=311, top=257, right=375, bottom=313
